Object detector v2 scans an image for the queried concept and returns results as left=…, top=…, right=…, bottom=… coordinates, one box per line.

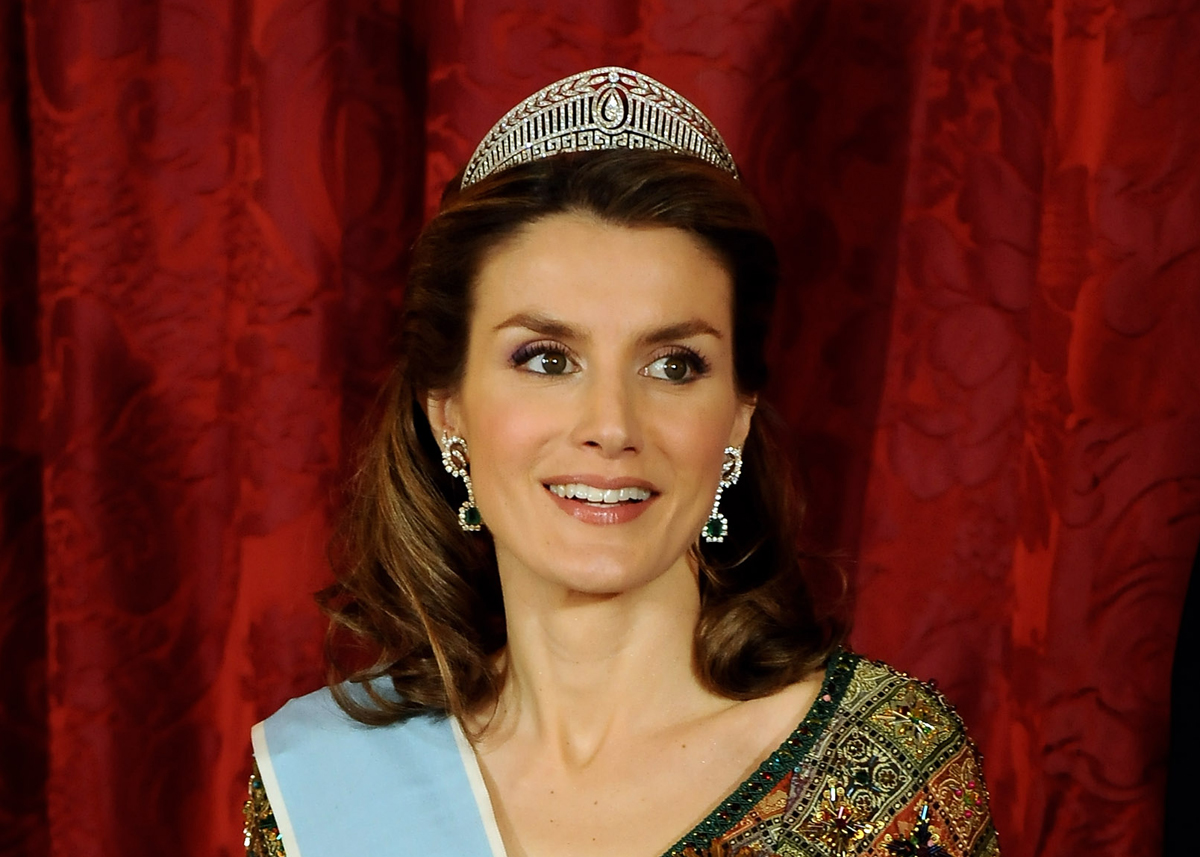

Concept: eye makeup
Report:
left=509, top=340, right=714, bottom=382
left=511, top=339, right=572, bottom=364
left=510, top=340, right=579, bottom=375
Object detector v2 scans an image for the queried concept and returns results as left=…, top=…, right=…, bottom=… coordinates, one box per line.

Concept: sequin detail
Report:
left=244, top=761, right=286, bottom=857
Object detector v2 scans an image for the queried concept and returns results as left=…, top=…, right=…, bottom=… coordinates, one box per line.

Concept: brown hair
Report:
left=319, top=150, right=847, bottom=725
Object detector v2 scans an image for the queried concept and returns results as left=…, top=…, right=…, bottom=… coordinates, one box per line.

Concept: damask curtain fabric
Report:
left=1, top=2, right=1197, bottom=856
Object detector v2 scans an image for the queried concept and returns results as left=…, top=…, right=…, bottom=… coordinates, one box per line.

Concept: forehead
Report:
left=471, top=212, right=733, bottom=334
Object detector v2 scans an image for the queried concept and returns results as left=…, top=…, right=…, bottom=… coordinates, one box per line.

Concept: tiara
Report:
left=461, top=67, right=739, bottom=189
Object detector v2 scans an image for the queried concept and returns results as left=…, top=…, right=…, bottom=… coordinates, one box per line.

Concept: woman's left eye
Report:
left=643, top=351, right=707, bottom=382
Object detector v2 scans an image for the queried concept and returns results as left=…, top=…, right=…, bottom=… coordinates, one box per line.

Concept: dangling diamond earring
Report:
left=703, top=446, right=742, bottom=543
left=441, top=433, right=482, bottom=532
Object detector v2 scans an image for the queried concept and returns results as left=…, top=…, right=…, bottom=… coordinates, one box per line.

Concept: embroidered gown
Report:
left=245, top=650, right=1000, bottom=857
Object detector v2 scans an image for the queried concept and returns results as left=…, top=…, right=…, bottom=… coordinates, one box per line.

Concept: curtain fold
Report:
left=2, top=1, right=1196, bottom=855
left=1, top=0, right=46, bottom=852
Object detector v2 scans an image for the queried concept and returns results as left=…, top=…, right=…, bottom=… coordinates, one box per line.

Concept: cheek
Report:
left=650, top=397, right=742, bottom=483
left=460, top=386, right=555, bottom=480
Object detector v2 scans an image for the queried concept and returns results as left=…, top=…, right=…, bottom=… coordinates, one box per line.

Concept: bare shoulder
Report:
left=717, top=660, right=827, bottom=750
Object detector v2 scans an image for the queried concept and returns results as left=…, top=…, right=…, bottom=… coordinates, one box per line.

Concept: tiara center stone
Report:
left=595, top=86, right=629, bottom=131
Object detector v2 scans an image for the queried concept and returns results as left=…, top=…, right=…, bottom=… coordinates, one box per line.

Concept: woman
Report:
left=245, top=68, right=999, bottom=857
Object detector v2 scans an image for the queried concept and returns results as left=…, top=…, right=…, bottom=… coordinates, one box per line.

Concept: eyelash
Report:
left=510, top=342, right=712, bottom=382
left=510, top=340, right=575, bottom=370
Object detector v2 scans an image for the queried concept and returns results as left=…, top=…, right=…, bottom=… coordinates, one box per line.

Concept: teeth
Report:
left=548, top=483, right=652, bottom=503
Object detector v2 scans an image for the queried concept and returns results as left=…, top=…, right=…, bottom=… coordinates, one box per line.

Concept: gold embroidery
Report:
left=845, top=658, right=893, bottom=702
left=710, top=655, right=999, bottom=856
left=244, top=761, right=286, bottom=857
left=795, top=783, right=879, bottom=855
left=870, top=683, right=949, bottom=758
left=930, top=745, right=992, bottom=844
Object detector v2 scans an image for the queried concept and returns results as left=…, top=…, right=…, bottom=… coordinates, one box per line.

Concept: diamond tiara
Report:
left=461, top=67, right=739, bottom=189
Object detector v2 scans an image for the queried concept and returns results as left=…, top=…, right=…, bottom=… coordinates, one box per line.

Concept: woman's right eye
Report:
left=513, top=345, right=579, bottom=376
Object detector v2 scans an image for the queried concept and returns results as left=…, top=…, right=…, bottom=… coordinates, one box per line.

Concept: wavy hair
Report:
left=319, top=150, right=848, bottom=725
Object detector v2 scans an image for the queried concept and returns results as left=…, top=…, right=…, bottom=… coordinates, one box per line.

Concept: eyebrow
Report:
left=492, top=312, right=724, bottom=345
left=493, top=312, right=579, bottom=339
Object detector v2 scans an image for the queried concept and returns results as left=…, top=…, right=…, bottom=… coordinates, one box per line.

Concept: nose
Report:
left=571, top=367, right=641, bottom=457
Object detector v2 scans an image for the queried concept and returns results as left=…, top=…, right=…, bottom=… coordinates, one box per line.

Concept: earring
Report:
left=441, top=433, right=482, bottom=532
left=703, top=446, right=742, bottom=543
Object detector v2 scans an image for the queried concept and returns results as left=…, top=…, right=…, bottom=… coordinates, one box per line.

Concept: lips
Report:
left=542, top=476, right=658, bottom=525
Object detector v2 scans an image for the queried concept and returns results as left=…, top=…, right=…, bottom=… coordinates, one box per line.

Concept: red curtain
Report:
left=2, top=2, right=1197, bottom=855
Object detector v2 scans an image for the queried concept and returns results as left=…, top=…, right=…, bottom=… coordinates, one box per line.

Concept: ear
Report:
left=729, top=395, right=756, bottom=449
left=425, top=391, right=464, bottom=445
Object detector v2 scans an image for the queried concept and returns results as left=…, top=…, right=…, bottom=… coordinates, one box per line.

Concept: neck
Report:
left=477, top=554, right=729, bottom=768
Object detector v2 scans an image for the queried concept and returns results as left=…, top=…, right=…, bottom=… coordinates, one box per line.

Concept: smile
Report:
left=546, top=483, right=652, bottom=504
left=542, top=477, right=659, bottom=525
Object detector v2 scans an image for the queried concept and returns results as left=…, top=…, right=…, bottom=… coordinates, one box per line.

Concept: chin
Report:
left=551, top=554, right=664, bottom=595
left=499, top=541, right=693, bottom=599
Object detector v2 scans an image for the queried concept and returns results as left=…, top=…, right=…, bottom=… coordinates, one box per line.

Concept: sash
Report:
left=252, top=686, right=507, bottom=857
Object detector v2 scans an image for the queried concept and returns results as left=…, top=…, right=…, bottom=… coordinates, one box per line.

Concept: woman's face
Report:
left=431, top=211, right=754, bottom=599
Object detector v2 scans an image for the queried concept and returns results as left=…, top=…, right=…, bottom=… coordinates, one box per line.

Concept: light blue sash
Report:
left=252, top=686, right=503, bottom=857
